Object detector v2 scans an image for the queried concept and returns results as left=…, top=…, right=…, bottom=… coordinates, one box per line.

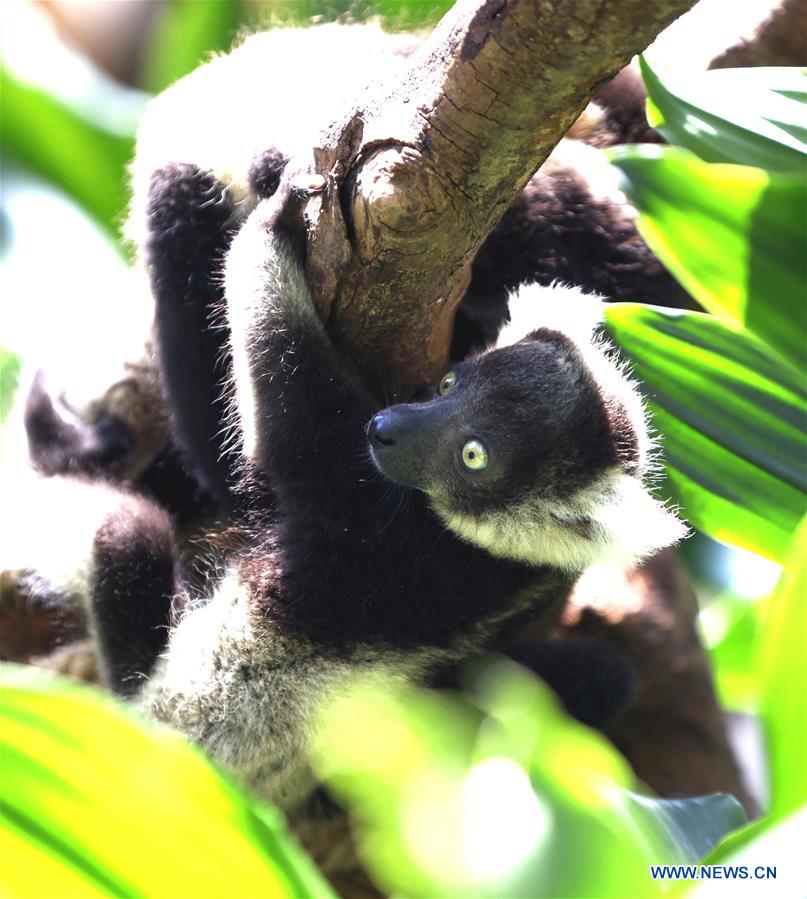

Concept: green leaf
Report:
left=700, top=594, right=764, bottom=713
left=0, top=65, right=134, bottom=240
left=0, top=665, right=336, bottom=899
left=608, top=146, right=807, bottom=373
left=315, top=661, right=744, bottom=897
left=759, top=517, right=807, bottom=821
left=261, top=1, right=453, bottom=29
left=141, top=0, right=245, bottom=94
left=641, top=58, right=807, bottom=172
left=605, top=304, right=807, bottom=561
left=0, top=348, right=22, bottom=426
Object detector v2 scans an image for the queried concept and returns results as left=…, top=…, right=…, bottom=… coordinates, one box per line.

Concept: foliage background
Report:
left=0, top=1, right=805, bottom=896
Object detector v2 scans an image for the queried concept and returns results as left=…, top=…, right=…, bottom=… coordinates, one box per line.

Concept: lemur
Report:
left=65, top=156, right=686, bottom=822
left=6, top=23, right=686, bottom=836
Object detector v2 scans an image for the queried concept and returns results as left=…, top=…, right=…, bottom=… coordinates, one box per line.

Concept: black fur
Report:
left=245, top=492, right=567, bottom=650
left=225, top=200, right=573, bottom=649
left=248, top=148, right=289, bottom=199
left=453, top=162, right=692, bottom=358
left=145, top=164, right=238, bottom=511
left=507, top=638, right=636, bottom=728
left=135, top=443, right=219, bottom=526
left=89, top=493, right=177, bottom=695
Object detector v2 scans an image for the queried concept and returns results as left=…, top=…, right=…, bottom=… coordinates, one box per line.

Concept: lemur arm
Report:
left=224, top=196, right=376, bottom=497
left=144, top=164, right=239, bottom=511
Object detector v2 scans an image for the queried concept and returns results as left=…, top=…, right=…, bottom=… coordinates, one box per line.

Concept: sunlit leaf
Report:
left=609, top=146, right=807, bottom=373
left=0, top=66, right=134, bottom=240
left=315, top=661, right=744, bottom=898
left=641, top=58, right=807, bottom=172
left=605, top=304, right=807, bottom=561
left=759, top=517, right=807, bottom=821
left=0, top=665, right=335, bottom=899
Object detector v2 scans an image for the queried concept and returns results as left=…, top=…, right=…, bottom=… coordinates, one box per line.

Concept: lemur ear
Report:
left=495, top=282, right=604, bottom=350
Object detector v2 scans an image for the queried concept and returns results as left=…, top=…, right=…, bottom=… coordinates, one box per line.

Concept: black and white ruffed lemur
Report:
left=8, top=23, right=688, bottom=833
left=69, top=150, right=685, bottom=821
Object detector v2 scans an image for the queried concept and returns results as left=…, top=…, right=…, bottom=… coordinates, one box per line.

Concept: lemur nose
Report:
left=367, top=411, right=397, bottom=447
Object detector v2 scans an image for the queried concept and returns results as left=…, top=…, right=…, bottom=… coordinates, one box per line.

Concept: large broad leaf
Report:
left=605, top=304, right=807, bottom=562
left=0, top=665, right=336, bottom=899
left=759, top=517, right=807, bottom=821
left=609, top=146, right=807, bottom=373
left=315, top=661, right=744, bottom=898
left=0, top=66, right=135, bottom=240
left=641, top=58, right=807, bottom=172
left=141, top=0, right=245, bottom=94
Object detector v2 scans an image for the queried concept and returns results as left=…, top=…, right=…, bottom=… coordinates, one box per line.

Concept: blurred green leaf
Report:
left=265, top=0, right=452, bottom=29
left=605, top=304, right=807, bottom=561
left=0, top=66, right=134, bottom=241
left=141, top=0, right=245, bottom=94
left=700, top=594, right=764, bottom=713
left=315, top=661, right=743, bottom=898
left=641, top=58, right=807, bottom=172
left=609, top=147, right=807, bottom=373
left=0, top=665, right=336, bottom=899
left=759, top=516, right=807, bottom=821
left=0, top=348, right=22, bottom=426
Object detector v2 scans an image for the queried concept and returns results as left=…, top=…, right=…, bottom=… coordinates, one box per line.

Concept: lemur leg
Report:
left=145, top=164, right=239, bottom=511
left=1, top=473, right=177, bottom=694
left=89, top=492, right=178, bottom=695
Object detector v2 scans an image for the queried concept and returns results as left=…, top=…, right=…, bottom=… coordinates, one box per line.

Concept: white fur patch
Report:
left=497, top=282, right=604, bottom=350
left=434, top=470, right=687, bottom=574
left=140, top=570, right=463, bottom=811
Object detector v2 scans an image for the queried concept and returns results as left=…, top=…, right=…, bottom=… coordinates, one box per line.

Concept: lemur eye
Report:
left=438, top=371, right=457, bottom=395
left=461, top=439, right=488, bottom=471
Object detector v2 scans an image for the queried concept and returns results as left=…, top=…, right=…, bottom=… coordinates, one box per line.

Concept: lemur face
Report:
left=368, top=331, right=625, bottom=512
left=368, top=306, right=685, bottom=573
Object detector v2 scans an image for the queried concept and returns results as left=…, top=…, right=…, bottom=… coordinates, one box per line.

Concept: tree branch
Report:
left=306, top=0, right=697, bottom=389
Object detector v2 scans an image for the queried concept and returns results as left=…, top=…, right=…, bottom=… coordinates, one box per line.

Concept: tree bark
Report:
left=305, top=0, right=698, bottom=390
